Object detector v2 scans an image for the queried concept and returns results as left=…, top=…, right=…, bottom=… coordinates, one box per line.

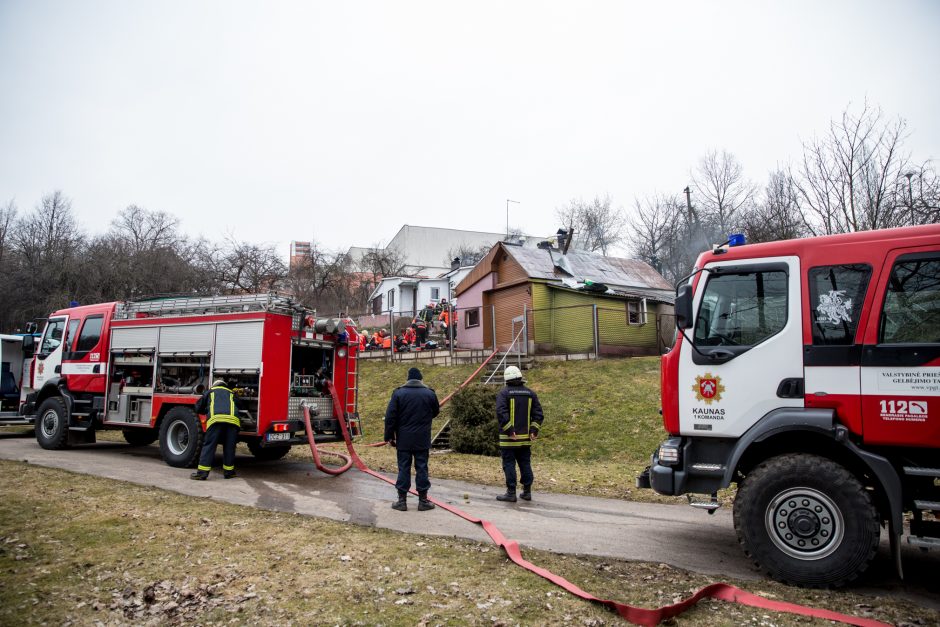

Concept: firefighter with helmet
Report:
left=191, top=379, right=243, bottom=480
left=495, top=365, right=544, bottom=502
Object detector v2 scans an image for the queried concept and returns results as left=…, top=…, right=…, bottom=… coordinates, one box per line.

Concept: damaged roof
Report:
left=509, top=246, right=672, bottom=288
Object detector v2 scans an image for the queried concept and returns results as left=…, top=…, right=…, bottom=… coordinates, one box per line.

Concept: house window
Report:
left=387, top=289, right=395, bottom=309
left=465, top=308, right=480, bottom=328
left=628, top=299, right=648, bottom=325
left=430, top=287, right=440, bottom=301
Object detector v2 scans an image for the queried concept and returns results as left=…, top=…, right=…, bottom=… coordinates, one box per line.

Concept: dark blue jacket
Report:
left=496, top=382, right=544, bottom=448
left=384, top=380, right=440, bottom=451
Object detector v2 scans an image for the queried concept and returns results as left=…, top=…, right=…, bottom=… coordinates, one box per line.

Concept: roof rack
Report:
left=114, top=293, right=304, bottom=319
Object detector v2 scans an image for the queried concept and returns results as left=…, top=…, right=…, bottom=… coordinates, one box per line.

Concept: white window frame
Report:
left=387, top=289, right=395, bottom=309
left=628, top=299, right=648, bottom=325
left=430, top=287, right=440, bottom=301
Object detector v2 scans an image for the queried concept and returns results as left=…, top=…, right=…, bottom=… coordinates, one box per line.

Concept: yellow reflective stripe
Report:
left=499, top=440, right=532, bottom=447
left=222, top=464, right=235, bottom=471
left=510, top=398, right=515, bottom=431
left=197, top=465, right=211, bottom=471
left=531, top=422, right=541, bottom=431
left=207, top=415, right=240, bottom=428
left=527, top=397, right=531, bottom=433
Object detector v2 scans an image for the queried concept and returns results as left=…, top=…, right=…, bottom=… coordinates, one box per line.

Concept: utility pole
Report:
left=506, top=199, right=520, bottom=240
left=683, top=186, right=694, bottom=224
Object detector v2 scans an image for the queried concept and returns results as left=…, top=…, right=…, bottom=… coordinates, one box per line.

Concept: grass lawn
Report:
left=1, top=460, right=931, bottom=627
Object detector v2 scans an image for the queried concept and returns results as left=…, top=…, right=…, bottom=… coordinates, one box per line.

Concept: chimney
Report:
left=556, top=228, right=568, bottom=252
left=451, top=256, right=460, bottom=270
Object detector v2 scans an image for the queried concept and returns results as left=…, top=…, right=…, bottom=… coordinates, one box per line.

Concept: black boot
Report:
left=223, top=469, right=237, bottom=479
left=496, top=488, right=517, bottom=502
left=520, top=485, right=532, bottom=501
left=190, top=470, right=209, bottom=481
left=392, top=491, right=408, bottom=511
left=417, top=492, right=435, bottom=511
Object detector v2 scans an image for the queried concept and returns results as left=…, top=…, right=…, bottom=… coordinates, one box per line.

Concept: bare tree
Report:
left=0, top=199, right=15, bottom=271
left=795, top=102, right=913, bottom=234
left=555, top=194, right=626, bottom=255
left=208, top=239, right=287, bottom=294
left=691, top=150, right=754, bottom=234
left=361, top=243, right=406, bottom=282
left=444, top=243, right=491, bottom=268
left=285, top=245, right=354, bottom=311
left=111, top=205, right=180, bottom=254
left=628, top=193, right=685, bottom=282
left=741, top=170, right=808, bottom=243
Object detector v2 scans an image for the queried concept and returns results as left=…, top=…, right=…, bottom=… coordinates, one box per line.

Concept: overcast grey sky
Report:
left=1, top=1, right=938, bottom=257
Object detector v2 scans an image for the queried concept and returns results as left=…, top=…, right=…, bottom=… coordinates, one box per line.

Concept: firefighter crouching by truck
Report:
left=191, top=379, right=243, bottom=480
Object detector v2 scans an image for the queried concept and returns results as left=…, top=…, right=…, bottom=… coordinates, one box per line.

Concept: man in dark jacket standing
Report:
left=384, top=367, right=440, bottom=511
left=495, top=366, right=544, bottom=502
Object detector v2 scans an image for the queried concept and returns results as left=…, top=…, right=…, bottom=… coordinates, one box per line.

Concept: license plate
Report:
left=266, top=432, right=291, bottom=442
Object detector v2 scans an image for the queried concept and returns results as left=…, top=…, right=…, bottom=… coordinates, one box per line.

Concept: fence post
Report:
left=448, top=302, right=454, bottom=359
left=593, top=304, right=599, bottom=359
left=520, top=304, right=527, bottom=368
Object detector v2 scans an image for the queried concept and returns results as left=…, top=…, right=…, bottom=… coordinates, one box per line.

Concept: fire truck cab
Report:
left=638, top=224, right=940, bottom=587
left=23, top=294, right=360, bottom=467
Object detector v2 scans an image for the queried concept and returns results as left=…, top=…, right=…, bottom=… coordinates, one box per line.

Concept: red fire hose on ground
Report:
left=300, top=358, right=888, bottom=627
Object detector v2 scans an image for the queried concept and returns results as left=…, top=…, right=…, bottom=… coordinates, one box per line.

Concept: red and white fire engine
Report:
left=18, top=294, right=360, bottom=467
left=638, top=224, right=940, bottom=587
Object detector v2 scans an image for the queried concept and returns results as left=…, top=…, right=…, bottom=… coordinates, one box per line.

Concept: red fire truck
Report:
left=20, top=294, right=360, bottom=467
left=638, top=224, right=940, bottom=587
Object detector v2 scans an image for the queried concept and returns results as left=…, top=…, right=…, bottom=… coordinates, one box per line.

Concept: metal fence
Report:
left=336, top=302, right=669, bottom=361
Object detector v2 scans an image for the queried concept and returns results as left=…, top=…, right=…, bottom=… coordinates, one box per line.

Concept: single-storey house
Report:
left=454, top=242, right=674, bottom=356
left=360, top=262, right=473, bottom=330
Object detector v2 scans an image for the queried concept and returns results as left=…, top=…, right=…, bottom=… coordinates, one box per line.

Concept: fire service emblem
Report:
left=693, top=373, right=724, bottom=404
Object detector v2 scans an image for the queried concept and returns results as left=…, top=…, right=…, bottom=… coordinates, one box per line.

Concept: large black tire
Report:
left=123, top=428, right=158, bottom=447
left=246, top=437, right=291, bottom=461
left=733, top=453, right=879, bottom=588
left=35, top=397, right=69, bottom=450
left=158, top=407, right=204, bottom=468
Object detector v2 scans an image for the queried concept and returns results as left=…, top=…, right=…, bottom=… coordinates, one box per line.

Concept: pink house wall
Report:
left=456, top=272, right=495, bottom=349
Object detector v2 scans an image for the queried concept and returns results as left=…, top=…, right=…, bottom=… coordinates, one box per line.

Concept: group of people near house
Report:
left=359, top=299, right=459, bottom=353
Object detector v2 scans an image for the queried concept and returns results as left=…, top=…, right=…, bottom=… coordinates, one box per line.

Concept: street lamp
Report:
left=506, top=199, right=520, bottom=240
left=904, top=172, right=915, bottom=225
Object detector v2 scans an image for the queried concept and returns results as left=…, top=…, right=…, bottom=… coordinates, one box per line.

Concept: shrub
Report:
left=448, top=384, right=499, bottom=456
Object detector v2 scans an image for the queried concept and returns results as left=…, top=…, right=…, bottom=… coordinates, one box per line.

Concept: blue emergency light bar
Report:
left=728, top=233, right=746, bottom=247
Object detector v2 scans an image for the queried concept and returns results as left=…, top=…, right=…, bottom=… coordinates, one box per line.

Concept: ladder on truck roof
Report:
left=115, top=293, right=304, bottom=319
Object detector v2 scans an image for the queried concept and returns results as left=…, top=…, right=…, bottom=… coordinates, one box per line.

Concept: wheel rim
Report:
left=40, top=408, right=59, bottom=438
left=765, top=487, right=844, bottom=560
left=166, top=420, right=191, bottom=456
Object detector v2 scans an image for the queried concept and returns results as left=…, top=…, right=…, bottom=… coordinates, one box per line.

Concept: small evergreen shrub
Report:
left=448, top=384, right=500, bottom=456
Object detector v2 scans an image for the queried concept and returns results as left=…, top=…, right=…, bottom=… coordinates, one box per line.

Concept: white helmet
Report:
left=503, top=366, right=523, bottom=382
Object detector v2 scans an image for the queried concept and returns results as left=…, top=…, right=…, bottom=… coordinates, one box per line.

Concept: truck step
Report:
left=914, top=500, right=940, bottom=512
left=907, top=536, right=940, bottom=549
left=687, top=493, right=720, bottom=512
left=903, top=466, right=940, bottom=478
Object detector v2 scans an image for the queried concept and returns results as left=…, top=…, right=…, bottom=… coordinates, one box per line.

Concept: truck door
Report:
left=34, top=317, right=68, bottom=390
left=64, top=314, right=107, bottom=394
left=679, top=256, right=803, bottom=437
left=860, top=249, right=940, bottom=447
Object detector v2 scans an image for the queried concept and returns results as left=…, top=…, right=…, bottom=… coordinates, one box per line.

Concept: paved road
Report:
left=1, top=432, right=937, bottom=609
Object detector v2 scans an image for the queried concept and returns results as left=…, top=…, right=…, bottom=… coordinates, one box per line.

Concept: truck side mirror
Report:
left=675, top=284, right=693, bottom=329
left=21, top=334, right=35, bottom=354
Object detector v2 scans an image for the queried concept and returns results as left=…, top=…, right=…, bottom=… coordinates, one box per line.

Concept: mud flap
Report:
left=67, top=429, right=96, bottom=445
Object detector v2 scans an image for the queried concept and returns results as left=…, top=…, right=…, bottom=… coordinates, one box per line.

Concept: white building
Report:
left=367, top=263, right=473, bottom=317
left=348, top=224, right=543, bottom=277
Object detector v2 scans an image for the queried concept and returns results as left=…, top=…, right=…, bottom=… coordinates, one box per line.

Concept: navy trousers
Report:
left=198, top=422, right=238, bottom=471
left=500, top=447, right=533, bottom=490
left=396, top=448, right=430, bottom=495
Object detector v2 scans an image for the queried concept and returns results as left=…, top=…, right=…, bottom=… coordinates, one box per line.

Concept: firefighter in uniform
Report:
left=495, top=365, right=544, bottom=502
left=191, top=379, right=243, bottom=480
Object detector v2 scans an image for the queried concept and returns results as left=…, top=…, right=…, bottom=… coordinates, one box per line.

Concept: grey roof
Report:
left=507, top=246, right=673, bottom=293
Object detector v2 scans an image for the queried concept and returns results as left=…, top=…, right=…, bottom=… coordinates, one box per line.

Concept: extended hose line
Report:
left=300, top=360, right=886, bottom=627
